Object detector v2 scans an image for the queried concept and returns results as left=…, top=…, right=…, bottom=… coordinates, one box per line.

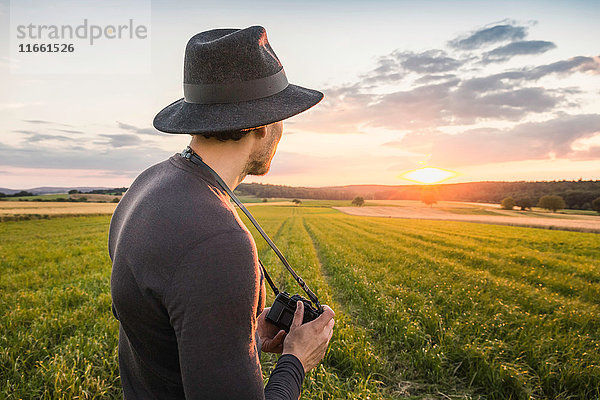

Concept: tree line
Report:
left=235, top=180, right=600, bottom=210
left=0, top=187, right=128, bottom=198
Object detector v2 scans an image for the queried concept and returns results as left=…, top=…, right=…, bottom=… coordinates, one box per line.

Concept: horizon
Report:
left=1, top=0, right=599, bottom=188
left=3, top=177, right=600, bottom=193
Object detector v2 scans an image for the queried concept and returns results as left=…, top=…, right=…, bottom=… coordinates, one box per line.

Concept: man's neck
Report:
left=188, top=138, right=251, bottom=189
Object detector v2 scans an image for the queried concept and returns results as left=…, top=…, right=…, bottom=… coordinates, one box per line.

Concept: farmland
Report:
left=1, top=206, right=599, bottom=399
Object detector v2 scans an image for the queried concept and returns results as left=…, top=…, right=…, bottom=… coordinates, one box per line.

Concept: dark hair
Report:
left=197, top=126, right=258, bottom=142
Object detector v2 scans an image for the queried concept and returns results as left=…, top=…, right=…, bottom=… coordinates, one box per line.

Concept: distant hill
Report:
left=0, top=186, right=111, bottom=195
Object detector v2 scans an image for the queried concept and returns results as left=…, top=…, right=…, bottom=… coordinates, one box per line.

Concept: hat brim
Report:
left=153, top=84, right=323, bottom=134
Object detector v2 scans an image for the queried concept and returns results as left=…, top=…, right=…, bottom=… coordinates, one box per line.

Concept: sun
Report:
left=399, top=167, right=458, bottom=184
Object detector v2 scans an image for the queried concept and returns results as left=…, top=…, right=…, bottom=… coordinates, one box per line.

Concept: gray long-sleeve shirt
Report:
left=108, top=153, right=304, bottom=399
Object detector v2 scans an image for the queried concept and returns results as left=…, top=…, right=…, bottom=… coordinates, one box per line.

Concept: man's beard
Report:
left=245, top=158, right=272, bottom=176
left=244, top=147, right=275, bottom=176
left=244, top=138, right=277, bottom=176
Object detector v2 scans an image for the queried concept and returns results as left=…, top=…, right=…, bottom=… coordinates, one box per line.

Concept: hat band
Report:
left=183, top=68, right=288, bottom=104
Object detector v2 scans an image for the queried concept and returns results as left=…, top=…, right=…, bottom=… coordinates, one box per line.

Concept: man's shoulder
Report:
left=180, top=227, right=255, bottom=264
left=109, top=154, right=244, bottom=257
left=119, top=154, right=226, bottom=211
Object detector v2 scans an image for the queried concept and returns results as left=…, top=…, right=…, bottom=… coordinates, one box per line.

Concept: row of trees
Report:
left=1, top=187, right=126, bottom=202
left=235, top=181, right=600, bottom=210
left=0, top=191, right=35, bottom=198
left=501, top=195, right=600, bottom=213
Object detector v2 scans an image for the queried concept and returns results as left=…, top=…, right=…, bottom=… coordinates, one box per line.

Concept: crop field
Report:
left=1, top=206, right=599, bottom=399
left=0, top=201, right=118, bottom=221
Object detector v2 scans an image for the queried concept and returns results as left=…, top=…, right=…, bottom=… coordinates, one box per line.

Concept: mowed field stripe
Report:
left=328, top=216, right=600, bottom=305
left=358, top=214, right=599, bottom=260
left=333, top=213, right=599, bottom=268
left=317, top=215, right=600, bottom=325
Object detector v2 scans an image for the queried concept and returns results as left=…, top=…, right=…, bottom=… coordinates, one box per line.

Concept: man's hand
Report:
left=257, top=307, right=287, bottom=353
left=282, top=301, right=335, bottom=374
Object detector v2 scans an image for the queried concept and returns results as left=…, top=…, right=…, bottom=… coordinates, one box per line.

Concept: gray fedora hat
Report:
left=153, top=26, right=324, bottom=134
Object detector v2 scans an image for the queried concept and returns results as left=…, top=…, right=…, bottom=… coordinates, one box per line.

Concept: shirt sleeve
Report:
left=164, top=230, right=304, bottom=400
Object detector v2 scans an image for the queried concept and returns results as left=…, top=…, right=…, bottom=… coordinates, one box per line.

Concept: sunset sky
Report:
left=1, top=0, right=599, bottom=189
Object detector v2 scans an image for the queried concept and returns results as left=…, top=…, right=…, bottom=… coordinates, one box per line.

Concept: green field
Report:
left=1, top=206, right=599, bottom=399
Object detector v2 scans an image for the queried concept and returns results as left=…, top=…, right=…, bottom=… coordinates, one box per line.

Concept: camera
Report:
left=266, top=292, right=323, bottom=332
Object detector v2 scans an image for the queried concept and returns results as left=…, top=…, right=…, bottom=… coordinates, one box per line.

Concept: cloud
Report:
left=394, top=50, right=464, bottom=74
left=361, top=50, right=463, bottom=85
left=382, top=131, right=436, bottom=155
left=286, top=85, right=375, bottom=134
left=22, top=119, right=74, bottom=127
left=456, top=56, right=600, bottom=93
left=15, top=131, right=78, bottom=143
left=528, top=56, right=600, bottom=78
left=117, top=121, right=160, bottom=135
left=97, top=133, right=140, bottom=148
left=360, top=57, right=405, bottom=86
left=448, top=86, right=563, bottom=122
left=0, top=143, right=173, bottom=172
left=53, top=128, right=84, bottom=134
left=482, top=40, right=556, bottom=63
left=449, top=23, right=528, bottom=50
left=301, top=75, right=565, bottom=132
left=293, top=19, right=600, bottom=136
left=415, top=74, right=457, bottom=84
left=417, top=114, right=600, bottom=166
left=299, top=49, right=600, bottom=134
left=23, top=119, right=53, bottom=124
left=366, top=79, right=460, bottom=129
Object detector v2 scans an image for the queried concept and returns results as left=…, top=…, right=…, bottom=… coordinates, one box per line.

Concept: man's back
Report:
left=109, top=154, right=306, bottom=399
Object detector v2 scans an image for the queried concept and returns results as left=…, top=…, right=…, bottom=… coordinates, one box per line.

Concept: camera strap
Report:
left=180, top=146, right=322, bottom=310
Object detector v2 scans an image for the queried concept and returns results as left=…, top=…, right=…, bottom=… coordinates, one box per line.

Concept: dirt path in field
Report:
left=333, top=206, right=600, bottom=233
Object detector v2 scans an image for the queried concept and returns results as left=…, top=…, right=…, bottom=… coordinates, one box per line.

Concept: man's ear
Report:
left=252, top=125, right=268, bottom=139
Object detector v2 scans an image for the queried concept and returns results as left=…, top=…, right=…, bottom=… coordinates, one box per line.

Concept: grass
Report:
left=0, top=216, right=120, bottom=398
left=1, top=207, right=599, bottom=399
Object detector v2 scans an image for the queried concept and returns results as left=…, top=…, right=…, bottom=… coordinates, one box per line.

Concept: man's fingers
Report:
left=290, top=301, right=304, bottom=330
left=312, top=305, right=335, bottom=328
left=274, top=329, right=286, bottom=342
left=326, top=319, right=335, bottom=338
left=321, top=305, right=335, bottom=318
left=259, top=307, right=270, bottom=320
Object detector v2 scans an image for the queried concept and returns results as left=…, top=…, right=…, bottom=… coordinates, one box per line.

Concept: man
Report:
left=109, top=26, right=335, bottom=399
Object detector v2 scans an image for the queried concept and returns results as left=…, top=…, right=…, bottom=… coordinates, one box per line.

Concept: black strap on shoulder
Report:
left=180, top=146, right=321, bottom=309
